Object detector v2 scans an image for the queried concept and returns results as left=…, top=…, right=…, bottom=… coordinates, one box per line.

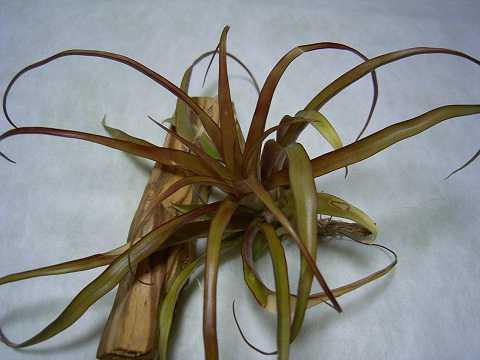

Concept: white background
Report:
left=0, top=1, right=479, bottom=359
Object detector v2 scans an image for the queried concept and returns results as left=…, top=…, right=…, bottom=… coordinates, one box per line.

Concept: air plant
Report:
left=0, top=26, right=479, bottom=360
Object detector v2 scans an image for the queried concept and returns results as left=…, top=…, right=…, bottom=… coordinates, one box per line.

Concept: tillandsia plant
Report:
left=0, top=26, right=479, bottom=360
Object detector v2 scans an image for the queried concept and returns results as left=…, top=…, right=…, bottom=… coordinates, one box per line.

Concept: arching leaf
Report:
left=0, top=203, right=219, bottom=348
left=0, top=126, right=215, bottom=177
left=243, top=175, right=341, bottom=313
left=284, top=143, right=317, bottom=341
left=203, top=199, right=238, bottom=360
left=259, top=223, right=291, bottom=360
left=294, top=110, right=343, bottom=150
left=0, top=244, right=128, bottom=285
left=270, top=105, right=480, bottom=185
left=317, top=192, right=377, bottom=241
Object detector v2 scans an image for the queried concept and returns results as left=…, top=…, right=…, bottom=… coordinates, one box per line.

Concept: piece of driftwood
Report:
left=97, top=98, right=220, bottom=359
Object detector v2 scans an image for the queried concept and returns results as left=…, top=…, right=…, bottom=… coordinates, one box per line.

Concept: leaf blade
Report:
left=0, top=203, right=220, bottom=348
left=158, top=236, right=241, bottom=360
left=284, top=143, right=318, bottom=341
left=306, top=47, right=480, bottom=113
left=244, top=42, right=378, bottom=173
left=203, top=199, right=238, bottom=360
left=270, top=105, right=480, bottom=185
left=0, top=126, right=215, bottom=177
left=2, top=49, right=222, bottom=150
left=294, top=110, right=343, bottom=150
left=101, top=116, right=153, bottom=147
left=175, top=50, right=259, bottom=147
left=0, top=244, right=128, bottom=285
left=218, top=26, right=242, bottom=174
left=317, top=192, right=377, bottom=240
left=149, top=115, right=233, bottom=180
left=243, top=175, right=341, bottom=312
left=259, top=223, right=291, bottom=360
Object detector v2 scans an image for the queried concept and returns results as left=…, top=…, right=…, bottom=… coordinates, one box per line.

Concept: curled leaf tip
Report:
left=203, top=45, right=219, bottom=88
left=232, top=300, right=277, bottom=356
left=348, top=238, right=398, bottom=267
left=147, top=114, right=161, bottom=127
left=0, top=326, right=20, bottom=348
left=3, top=95, right=19, bottom=130
left=444, top=148, right=480, bottom=180
left=0, top=151, right=16, bottom=164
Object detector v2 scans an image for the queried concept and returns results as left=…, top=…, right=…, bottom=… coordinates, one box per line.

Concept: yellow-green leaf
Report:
left=317, top=192, right=377, bottom=240
left=0, top=203, right=219, bottom=348
left=101, top=116, right=153, bottom=147
left=158, top=236, right=240, bottom=360
left=284, top=143, right=318, bottom=341
left=294, top=110, right=343, bottom=150
left=270, top=105, right=480, bottom=185
left=0, top=126, right=216, bottom=177
left=203, top=199, right=238, bottom=360
left=243, top=175, right=341, bottom=313
left=259, top=223, right=291, bottom=360
left=242, top=234, right=397, bottom=315
left=0, top=244, right=128, bottom=285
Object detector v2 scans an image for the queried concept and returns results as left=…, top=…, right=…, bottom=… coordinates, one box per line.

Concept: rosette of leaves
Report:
left=0, top=26, right=478, bottom=360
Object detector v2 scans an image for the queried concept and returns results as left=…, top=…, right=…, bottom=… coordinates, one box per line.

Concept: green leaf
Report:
left=101, top=116, right=153, bottom=147
left=306, top=47, right=480, bottom=113
left=445, top=148, right=480, bottom=179
left=199, top=133, right=222, bottom=160
left=241, top=222, right=270, bottom=308
left=149, top=116, right=233, bottom=180
left=244, top=42, right=378, bottom=173
left=218, top=26, right=240, bottom=171
left=0, top=203, right=220, bottom=348
left=260, top=139, right=285, bottom=181
left=158, top=237, right=241, bottom=360
left=128, top=175, right=234, bottom=234
left=259, top=223, right=291, bottom=360
left=0, top=244, right=128, bottom=285
left=242, top=233, right=397, bottom=315
left=174, top=49, right=259, bottom=155
left=0, top=126, right=216, bottom=177
left=175, top=63, right=199, bottom=143
left=296, top=240, right=398, bottom=309
left=162, top=216, right=252, bottom=249
left=284, top=143, right=318, bottom=341
left=270, top=105, right=480, bottom=186
left=171, top=203, right=207, bottom=215
left=158, top=257, right=203, bottom=359
left=277, top=47, right=480, bottom=150
left=203, top=199, right=238, bottom=360
left=218, top=26, right=242, bottom=174
left=244, top=115, right=316, bottom=175
left=160, top=176, right=231, bottom=201
left=243, top=175, right=341, bottom=313
left=246, top=111, right=343, bottom=177
left=317, top=192, right=377, bottom=240
left=2, top=49, right=222, bottom=152
left=294, top=110, right=343, bottom=150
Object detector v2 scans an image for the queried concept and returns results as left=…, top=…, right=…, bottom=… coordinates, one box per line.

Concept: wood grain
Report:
left=97, top=98, right=219, bottom=359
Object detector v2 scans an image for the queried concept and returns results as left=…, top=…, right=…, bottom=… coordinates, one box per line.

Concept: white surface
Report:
left=0, top=1, right=479, bottom=359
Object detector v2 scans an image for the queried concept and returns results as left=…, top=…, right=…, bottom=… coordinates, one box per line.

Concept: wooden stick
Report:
left=97, top=98, right=220, bottom=359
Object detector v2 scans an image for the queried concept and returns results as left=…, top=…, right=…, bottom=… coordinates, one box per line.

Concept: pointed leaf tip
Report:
left=0, top=151, right=16, bottom=164
left=444, top=148, right=480, bottom=180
